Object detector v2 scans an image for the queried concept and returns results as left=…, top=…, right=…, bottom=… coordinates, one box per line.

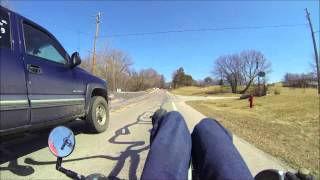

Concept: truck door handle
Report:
left=27, top=64, right=42, bottom=74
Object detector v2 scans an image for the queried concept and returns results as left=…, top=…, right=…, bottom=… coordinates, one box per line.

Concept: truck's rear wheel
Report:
left=86, top=96, right=109, bottom=133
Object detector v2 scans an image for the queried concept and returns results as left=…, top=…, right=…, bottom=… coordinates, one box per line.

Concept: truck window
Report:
left=0, top=9, right=11, bottom=49
left=23, top=23, right=66, bottom=64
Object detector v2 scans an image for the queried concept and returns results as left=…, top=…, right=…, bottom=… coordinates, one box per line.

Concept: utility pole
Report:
left=305, top=8, right=320, bottom=94
left=91, top=12, right=101, bottom=74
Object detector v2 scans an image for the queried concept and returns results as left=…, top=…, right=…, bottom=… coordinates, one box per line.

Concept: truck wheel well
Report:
left=91, top=88, right=108, bottom=103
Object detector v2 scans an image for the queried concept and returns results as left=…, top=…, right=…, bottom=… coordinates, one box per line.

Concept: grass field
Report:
left=186, top=87, right=319, bottom=176
left=170, top=86, right=239, bottom=97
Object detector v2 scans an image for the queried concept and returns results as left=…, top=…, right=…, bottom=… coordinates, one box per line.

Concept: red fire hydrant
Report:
left=248, top=95, right=253, bottom=108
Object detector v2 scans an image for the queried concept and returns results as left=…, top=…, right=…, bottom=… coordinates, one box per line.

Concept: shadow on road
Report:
left=107, top=111, right=152, bottom=179
left=0, top=120, right=90, bottom=176
left=2, top=111, right=153, bottom=179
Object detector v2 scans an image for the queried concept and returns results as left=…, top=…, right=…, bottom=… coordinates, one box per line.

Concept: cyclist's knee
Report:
left=163, top=111, right=186, bottom=125
left=194, top=118, right=232, bottom=140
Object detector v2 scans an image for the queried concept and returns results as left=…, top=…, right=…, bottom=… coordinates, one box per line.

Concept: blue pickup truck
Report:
left=0, top=6, right=109, bottom=135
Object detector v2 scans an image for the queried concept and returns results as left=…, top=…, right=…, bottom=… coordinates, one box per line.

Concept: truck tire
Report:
left=86, top=96, right=109, bottom=133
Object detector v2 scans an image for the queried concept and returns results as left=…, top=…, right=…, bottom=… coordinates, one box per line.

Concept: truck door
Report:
left=0, top=7, right=30, bottom=131
left=20, top=20, right=85, bottom=124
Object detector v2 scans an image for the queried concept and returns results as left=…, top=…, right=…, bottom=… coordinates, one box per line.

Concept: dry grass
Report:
left=170, top=86, right=239, bottom=97
left=145, top=88, right=156, bottom=93
left=187, top=87, right=320, bottom=176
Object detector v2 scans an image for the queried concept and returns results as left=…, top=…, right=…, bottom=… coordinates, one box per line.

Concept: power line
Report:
left=99, top=23, right=307, bottom=38
left=16, top=11, right=309, bottom=39
left=18, top=11, right=94, bottom=36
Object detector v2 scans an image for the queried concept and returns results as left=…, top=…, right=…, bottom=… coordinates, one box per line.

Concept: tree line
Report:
left=81, top=48, right=165, bottom=92
left=171, top=49, right=317, bottom=94
left=283, top=73, right=317, bottom=88
left=82, top=47, right=316, bottom=93
left=171, top=69, right=221, bottom=88
left=171, top=49, right=272, bottom=94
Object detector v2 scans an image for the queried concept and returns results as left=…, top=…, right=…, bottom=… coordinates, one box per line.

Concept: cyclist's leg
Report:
left=191, top=118, right=253, bottom=180
left=141, top=111, right=191, bottom=180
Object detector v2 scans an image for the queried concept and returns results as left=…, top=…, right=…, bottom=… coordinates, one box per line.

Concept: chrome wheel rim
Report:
left=96, top=104, right=106, bottom=125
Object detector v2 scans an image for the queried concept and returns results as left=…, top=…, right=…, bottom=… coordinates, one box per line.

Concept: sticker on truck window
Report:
left=0, top=9, right=11, bottom=49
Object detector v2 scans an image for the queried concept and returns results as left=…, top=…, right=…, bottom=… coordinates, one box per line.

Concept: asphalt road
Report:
left=0, top=90, right=291, bottom=180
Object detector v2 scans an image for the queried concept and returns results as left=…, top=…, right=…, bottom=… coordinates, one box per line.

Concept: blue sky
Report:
left=4, top=0, right=319, bottom=82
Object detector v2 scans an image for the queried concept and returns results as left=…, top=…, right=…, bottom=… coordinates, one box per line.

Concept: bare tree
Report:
left=310, top=54, right=319, bottom=79
left=213, top=50, right=271, bottom=94
left=213, top=54, right=242, bottom=93
left=126, top=68, right=164, bottom=91
left=79, top=48, right=164, bottom=92
left=140, top=68, right=162, bottom=89
left=239, top=50, right=271, bottom=94
left=283, top=73, right=316, bottom=88
left=159, top=75, right=165, bottom=89
left=99, top=49, right=133, bottom=91
left=213, top=50, right=271, bottom=93
left=80, top=56, right=92, bottom=72
left=127, top=70, right=143, bottom=91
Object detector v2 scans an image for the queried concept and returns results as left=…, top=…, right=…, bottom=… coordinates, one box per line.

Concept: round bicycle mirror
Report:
left=48, top=126, right=75, bottom=158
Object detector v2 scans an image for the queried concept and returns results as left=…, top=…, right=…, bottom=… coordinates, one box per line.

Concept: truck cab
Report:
left=0, top=6, right=109, bottom=135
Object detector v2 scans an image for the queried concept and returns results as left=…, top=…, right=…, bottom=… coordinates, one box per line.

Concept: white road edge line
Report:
left=172, top=101, right=177, bottom=111
left=188, top=164, right=192, bottom=180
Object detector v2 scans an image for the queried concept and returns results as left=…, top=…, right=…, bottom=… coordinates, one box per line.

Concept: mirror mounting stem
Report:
left=56, top=157, right=85, bottom=180
left=56, top=157, right=62, bottom=170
